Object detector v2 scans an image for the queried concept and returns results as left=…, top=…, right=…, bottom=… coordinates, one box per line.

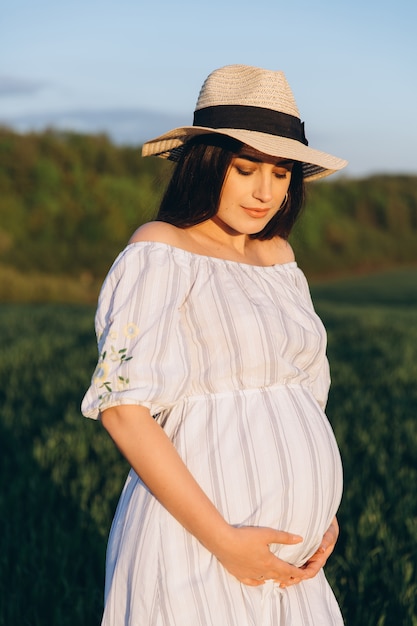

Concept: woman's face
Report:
left=214, top=146, right=293, bottom=236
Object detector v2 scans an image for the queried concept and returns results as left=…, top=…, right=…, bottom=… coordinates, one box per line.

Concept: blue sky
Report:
left=1, top=0, right=416, bottom=177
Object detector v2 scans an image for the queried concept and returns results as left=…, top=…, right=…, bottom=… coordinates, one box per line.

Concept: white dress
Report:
left=82, top=241, right=344, bottom=626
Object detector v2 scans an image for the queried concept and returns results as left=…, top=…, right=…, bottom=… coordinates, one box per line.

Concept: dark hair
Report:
left=156, top=134, right=305, bottom=239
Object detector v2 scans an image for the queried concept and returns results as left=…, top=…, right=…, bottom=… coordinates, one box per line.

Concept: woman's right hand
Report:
left=214, top=526, right=303, bottom=586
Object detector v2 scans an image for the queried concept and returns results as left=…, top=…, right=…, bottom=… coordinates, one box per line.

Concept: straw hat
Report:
left=142, top=65, right=347, bottom=182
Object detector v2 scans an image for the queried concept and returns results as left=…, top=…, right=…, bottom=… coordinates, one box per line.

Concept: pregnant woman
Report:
left=82, top=64, right=347, bottom=625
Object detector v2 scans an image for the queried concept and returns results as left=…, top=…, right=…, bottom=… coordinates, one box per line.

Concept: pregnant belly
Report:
left=168, top=386, right=343, bottom=568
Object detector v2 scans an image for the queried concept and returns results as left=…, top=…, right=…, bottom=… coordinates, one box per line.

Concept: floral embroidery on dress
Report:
left=116, top=376, right=130, bottom=391
left=123, top=323, right=139, bottom=338
left=95, top=345, right=133, bottom=406
left=93, top=360, right=109, bottom=384
left=109, top=345, right=126, bottom=362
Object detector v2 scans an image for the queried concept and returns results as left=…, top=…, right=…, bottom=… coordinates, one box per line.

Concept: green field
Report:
left=1, top=268, right=416, bottom=625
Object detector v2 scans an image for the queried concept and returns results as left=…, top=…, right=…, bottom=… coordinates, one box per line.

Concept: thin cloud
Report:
left=0, top=76, right=47, bottom=97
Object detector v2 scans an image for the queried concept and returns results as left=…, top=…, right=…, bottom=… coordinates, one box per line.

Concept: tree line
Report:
left=1, top=126, right=416, bottom=286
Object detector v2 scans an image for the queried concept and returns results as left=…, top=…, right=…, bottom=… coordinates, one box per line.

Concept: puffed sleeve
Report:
left=81, top=242, right=192, bottom=420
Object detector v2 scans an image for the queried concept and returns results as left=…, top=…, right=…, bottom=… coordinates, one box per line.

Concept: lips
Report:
left=243, top=207, right=271, bottom=218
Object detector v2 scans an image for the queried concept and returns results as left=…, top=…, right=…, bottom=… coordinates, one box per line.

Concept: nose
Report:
left=253, top=172, right=273, bottom=203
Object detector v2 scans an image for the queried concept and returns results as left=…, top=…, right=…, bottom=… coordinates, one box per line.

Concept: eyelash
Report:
left=236, top=167, right=253, bottom=176
left=235, top=166, right=288, bottom=179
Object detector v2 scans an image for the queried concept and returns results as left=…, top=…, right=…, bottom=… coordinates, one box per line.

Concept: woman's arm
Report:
left=101, top=404, right=303, bottom=586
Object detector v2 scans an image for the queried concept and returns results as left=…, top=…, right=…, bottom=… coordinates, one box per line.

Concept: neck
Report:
left=188, top=219, right=252, bottom=258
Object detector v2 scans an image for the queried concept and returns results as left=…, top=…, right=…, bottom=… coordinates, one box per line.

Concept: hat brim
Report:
left=142, top=126, right=348, bottom=182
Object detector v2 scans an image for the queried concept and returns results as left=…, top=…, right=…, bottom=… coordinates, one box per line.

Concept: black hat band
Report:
left=193, top=104, right=308, bottom=146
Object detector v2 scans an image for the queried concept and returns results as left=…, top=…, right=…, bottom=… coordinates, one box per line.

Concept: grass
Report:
left=0, top=265, right=102, bottom=304
left=311, top=268, right=417, bottom=625
left=1, top=268, right=416, bottom=625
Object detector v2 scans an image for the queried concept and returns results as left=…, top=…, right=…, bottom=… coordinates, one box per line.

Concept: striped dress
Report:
left=82, top=241, right=344, bottom=626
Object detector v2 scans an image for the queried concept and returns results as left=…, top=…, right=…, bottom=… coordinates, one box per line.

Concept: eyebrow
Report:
left=235, top=154, right=293, bottom=167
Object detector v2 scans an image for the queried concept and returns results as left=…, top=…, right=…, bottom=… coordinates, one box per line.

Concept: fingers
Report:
left=240, top=577, right=265, bottom=587
left=263, top=528, right=303, bottom=545
left=315, top=517, right=339, bottom=558
left=238, top=519, right=340, bottom=587
left=298, top=534, right=337, bottom=580
left=275, top=576, right=301, bottom=588
left=299, top=556, right=324, bottom=579
left=301, top=547, right=329, bottom=577
left=216, top=525, right=303, bottom=586
left=242, top=556, right=302, bottom=587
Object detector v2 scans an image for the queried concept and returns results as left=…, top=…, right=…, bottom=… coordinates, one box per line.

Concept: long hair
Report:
left=156, top=134, right=305, bottom=239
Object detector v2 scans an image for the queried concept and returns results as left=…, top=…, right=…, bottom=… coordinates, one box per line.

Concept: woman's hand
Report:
left=214, top=526, right=303, bottom=587
left=279, top=517, right=339, bottom=588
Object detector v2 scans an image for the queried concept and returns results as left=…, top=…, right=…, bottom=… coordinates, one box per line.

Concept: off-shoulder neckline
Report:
left=125, top=240, right=299, bottom=271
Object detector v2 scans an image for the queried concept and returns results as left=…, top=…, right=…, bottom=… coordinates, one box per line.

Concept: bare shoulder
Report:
left=267, top=237, right=295, bottom=264
left=280, top=239, right=296, bottom=263
left=128, top=221, right=184, bottom=246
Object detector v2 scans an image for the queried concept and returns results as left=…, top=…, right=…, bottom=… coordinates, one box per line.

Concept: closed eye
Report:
left=235, top=166, right=254, bottom=176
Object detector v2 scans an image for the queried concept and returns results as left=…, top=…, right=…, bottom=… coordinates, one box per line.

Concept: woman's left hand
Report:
left=278, top=516, right=339, bottom=588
